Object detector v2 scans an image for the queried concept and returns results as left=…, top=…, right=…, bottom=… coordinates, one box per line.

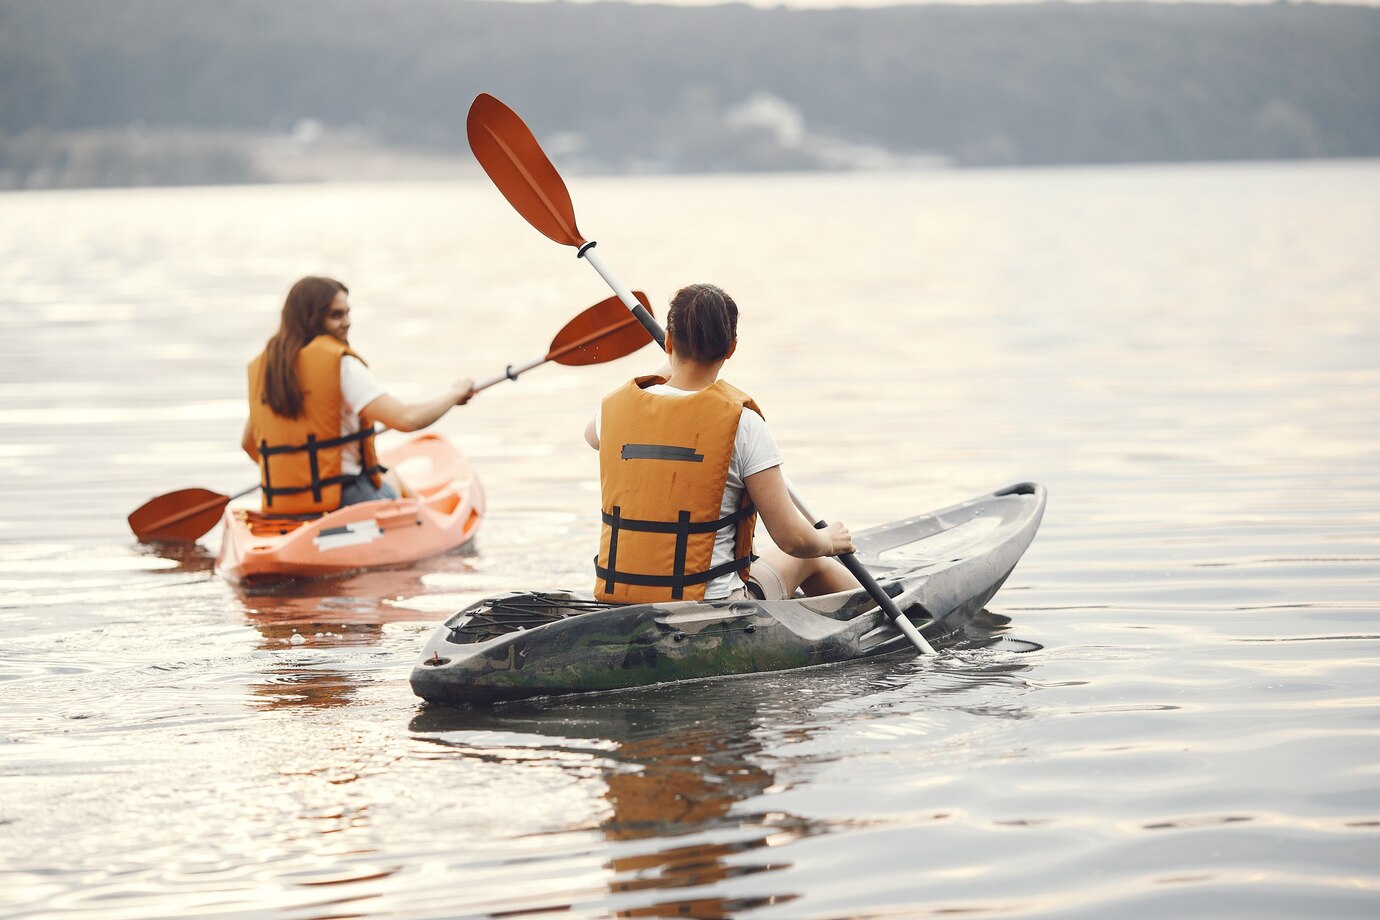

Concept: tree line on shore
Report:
left=2, top=0, right=1377, bottom=188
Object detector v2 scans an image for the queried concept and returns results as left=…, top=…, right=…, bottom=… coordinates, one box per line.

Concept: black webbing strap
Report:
left=259, top=439, right=274, bottom=507
left=599, top=502, right=755, bottom=535
left=307, top=434, right=321, bottom=503
left=597, top=503, right=756, bottom=598
left=604, top=505, right=621, bottom=594
left=594, top=553, right=753, bottom=591
left=257, top=426, right=375, bottom=456
left=261, top=472, right=364, bottom=499
left=256, top=426, right=382, bottom=502
left=671, top=510, right=691, bottom=598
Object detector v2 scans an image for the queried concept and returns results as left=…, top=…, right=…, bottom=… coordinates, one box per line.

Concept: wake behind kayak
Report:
left=411, top=483, right=1045, bottom=705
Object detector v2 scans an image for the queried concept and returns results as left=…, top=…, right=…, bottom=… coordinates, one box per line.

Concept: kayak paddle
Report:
left=473, top=292, right=654, bottom=392
left=128, top=294, right=657, bottom=544
left=127, top=485, right=259, bottom=544
left=468, top=95, right=664, bottom=350
left=466, top=92, right=936, bottom=655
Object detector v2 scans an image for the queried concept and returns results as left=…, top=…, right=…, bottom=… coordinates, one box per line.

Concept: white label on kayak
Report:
left=313, top=519, right=383, bottom=552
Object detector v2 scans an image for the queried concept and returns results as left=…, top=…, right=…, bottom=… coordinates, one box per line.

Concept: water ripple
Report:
left=3, top=166, right=1379, bottom=918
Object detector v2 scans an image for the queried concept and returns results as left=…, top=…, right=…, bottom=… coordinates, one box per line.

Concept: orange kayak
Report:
left=216, top=432, right=484, bottom=585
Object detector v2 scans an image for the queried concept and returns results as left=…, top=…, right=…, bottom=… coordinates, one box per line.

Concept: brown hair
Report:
left=260, top=276, right=348, bottom=418
left=666, top=283, right=738, bottom=363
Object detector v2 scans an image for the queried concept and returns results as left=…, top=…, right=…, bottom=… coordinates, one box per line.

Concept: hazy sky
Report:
left=493, top=0, right=1380, bottom=7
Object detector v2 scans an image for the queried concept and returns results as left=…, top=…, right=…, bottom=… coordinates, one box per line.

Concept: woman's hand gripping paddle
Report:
left=466, top=92, right=936, bottom=655
left=128, top=295, right=657, bottom=544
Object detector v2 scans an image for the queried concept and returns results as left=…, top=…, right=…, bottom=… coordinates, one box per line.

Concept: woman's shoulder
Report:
left=339, top=353, right=386, bottom=397
left=737, top=404, right=774, bottom=438
left=339, top=353, right=371, bottom=377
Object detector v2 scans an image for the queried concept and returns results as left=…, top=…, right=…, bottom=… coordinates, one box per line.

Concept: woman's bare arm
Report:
left=360, top=378, right=475, bottom=432
left=744, top=465, right=854, bottom=558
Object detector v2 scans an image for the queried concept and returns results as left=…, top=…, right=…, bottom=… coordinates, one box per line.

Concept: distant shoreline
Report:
left=6, top=126, right=1378, bottom=193
left=3, top=0, right=1376, bottom=189
left=0, top=127, right=485, bottom=191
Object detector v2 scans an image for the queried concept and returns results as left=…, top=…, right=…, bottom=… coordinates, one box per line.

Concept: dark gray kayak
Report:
left=410, top=482, right=1046, bottom=705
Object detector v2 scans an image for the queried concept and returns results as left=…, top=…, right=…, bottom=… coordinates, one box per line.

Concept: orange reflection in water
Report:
left=599, top=727, right=810, bottom=916
left=602, top=732, right=775, bottom=842
left=221, top=551, right=478, bottom=710
left=416, top=691, right=818, bottom=917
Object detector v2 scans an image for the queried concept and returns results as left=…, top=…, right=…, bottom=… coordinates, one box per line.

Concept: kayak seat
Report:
left=447, top=593, right=615, bottom=644
left=393, top=435, right=465, bottom=498
left=235, top=508, right=318, bottom=537
left=427, top=491, right=461, bottom=516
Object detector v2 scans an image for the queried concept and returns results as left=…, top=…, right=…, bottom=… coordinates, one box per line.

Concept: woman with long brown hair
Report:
left=241, top=276, right=475, bottom=513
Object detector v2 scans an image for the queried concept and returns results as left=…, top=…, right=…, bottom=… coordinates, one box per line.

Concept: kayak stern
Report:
left=216, top=433, right=484, bottom=585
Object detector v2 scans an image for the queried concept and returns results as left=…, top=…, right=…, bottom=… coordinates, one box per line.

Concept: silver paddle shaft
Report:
left=474, top=355, right=547, bottom=393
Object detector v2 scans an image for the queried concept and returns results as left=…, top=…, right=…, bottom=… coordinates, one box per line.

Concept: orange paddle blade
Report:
left=547, top=293, right=655, bottom=366
left=467, top=93, right=586, bottom=248
left=128, top=488, right=231, bottom=543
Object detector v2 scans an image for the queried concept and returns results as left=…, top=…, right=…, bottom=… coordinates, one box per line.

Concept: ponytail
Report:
left=666, top=283, right=738, bottom=363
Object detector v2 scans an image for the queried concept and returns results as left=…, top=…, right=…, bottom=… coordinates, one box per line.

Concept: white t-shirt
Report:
left=592, top=382, right=783, bottom=599
left=339, top=356, right=387, bottom=475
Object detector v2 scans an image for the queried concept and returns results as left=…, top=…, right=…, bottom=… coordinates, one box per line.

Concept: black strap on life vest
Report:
left=258, top=426, right=384, bottom=507
left=596, top=502, right=756, bottom=599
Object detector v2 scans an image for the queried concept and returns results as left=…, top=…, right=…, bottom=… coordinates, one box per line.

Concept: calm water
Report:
left=2, top=161, right=1378, bottom=918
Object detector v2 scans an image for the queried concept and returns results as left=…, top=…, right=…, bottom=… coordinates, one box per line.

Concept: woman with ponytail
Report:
left=585, top=283, right=857, bottom=604
left=241, top=276, right=475, bottom=513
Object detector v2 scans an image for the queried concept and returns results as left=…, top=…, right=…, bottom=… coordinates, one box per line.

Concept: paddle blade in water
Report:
left=548, top=293, right=655, bottom=366
left=128, top=488, right=231, bottom=543
left=467, top=93, right=585, bottom=248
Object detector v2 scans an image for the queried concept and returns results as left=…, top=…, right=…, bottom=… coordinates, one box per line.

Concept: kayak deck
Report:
left=216, top=432, right=484, bottom=585
left=411, top=482, right=1045, bottom=705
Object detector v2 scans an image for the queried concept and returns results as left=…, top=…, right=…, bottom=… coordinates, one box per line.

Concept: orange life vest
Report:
left=595, top=376, right=761, bottom=603
left=247, top=335, right=382, bottom=515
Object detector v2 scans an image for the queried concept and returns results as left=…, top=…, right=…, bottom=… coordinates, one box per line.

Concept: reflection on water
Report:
left=235, top=559, right=475, bottom=628
left=253, top=665, right=360, bottom=710
left=137, top=539, right=219, bottom=577
left=408, top=644, right=1033, bottom=916
left=2, top=163, right=1378, bottom=918
left=233, top=552, right=482, bottom=709
left=413, top=696, right=806, bottom=914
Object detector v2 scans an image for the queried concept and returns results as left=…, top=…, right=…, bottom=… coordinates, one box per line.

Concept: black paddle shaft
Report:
left=814, top=520, right=936, bottom=627
left=578, top=243, right=665, bottom=350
